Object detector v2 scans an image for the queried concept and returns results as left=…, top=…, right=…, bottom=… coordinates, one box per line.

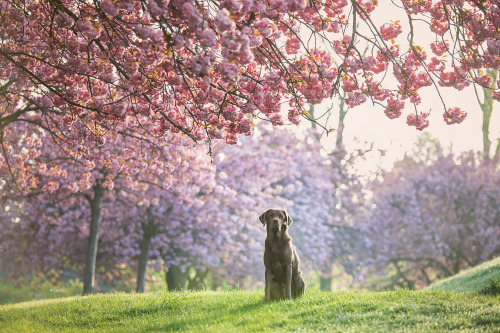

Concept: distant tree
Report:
left=214, top=124, right=368, bottom=288
left=362, top=149, right=500, bottom=289
left=0, top=122, right=206, bottom=294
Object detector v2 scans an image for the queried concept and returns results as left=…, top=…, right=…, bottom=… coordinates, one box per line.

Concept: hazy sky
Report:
left=292, top=2, right=500, bottom=168
left=315, top=83, right=499, bottom=158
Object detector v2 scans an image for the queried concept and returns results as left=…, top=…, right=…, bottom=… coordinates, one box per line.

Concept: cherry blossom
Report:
left=361, top=149, right=500, bottom=289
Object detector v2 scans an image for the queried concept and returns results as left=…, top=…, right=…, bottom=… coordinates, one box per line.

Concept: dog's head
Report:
left=259, top=209, right=293, bottom=234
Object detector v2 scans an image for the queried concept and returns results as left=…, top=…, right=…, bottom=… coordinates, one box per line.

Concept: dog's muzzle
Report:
left=270, top=219, right=281, bottom=232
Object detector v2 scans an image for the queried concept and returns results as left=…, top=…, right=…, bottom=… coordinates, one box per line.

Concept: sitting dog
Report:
left=259, top=208, right=305, bottom=302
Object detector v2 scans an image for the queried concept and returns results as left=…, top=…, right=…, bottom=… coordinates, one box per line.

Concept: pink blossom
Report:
left=269, top=113, right=283, bottom=126
left=147, top=0, right=166, bottom=17
left=222, top=0, right=243, bottom=12
left=346, top=91, right=367, bottom=107
left=361, top=56, right=376, bottom=71
left=486, top=38, right=500, bottom=55
left=214, top=9, right=235, bottom=33
left=42, top=181, right=59, bottom=194
left=286, top=0, right=307, bottom=12
left=406, top=112, right=429, bottom=131
left=384, top=97, right=404, bottom=119
left=442, top=0, right=465, bottom=5
left=249, top=34, right=263, bottom=48
left=56, top=13, right=74, bottom=27
left=236, top=118, right=252, bottom=134
left=380, top=22, right=402, bottom=41
left=430, top=18, right=448, bottom=35
left=101, top=0, right=119, bottom=17
left=68, top=182, right=79, bottom=193
left=288, top=109, right=301, bottom=125
left=430, top=41, right=448, bottom=56
left=103, top=179, right=115, bottom=190
left=428, top=57, right=445, bottom=72
left=475, top=75, right=493, bottom=88
left=254, top=18, right=273, bottom=38
left=199, top=28, right=216, bottom=47
left=182, top=2, right=202, bottom=23
left=219, top=60, right=240, bottom=83
left=37, top=163, right=47, bottom=175
left=443, top=107, right=467, bottom=125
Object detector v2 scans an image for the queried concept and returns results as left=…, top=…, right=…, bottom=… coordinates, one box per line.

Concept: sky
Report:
left=311, top=82, right=499, bottom=163
left=289, top=2, right=500, bottom=171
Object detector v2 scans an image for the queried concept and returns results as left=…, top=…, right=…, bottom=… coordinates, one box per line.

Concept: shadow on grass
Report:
left=150, top=300, right=265, bottom=331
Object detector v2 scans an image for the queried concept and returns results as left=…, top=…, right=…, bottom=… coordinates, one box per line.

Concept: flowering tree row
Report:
left=2, top=126, right=498, bottom=291
left=359, top=148, right=500, bottom=289
left=0, top=122, right=374, bottom=292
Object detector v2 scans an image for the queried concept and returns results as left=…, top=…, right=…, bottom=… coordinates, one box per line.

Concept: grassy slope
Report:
left=426, top=256, right=500, bottom=292
left=2, top=257, right=499, bottom=332
left=0, top=289, right=498, bottom=332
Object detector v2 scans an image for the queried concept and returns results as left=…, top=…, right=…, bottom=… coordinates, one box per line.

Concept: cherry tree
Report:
left=0, top=113, right=211, bottom=294
left=361, top=149, right=500, bottom=289
left=2, top=0, right=499, bottom=160
left=212, top=124, right=369, bottom=288
left=2, top=4, right=500, bottom=277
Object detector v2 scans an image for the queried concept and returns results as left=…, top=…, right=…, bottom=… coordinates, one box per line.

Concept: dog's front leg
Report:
left=264, top=269, right=272, bottom=302
left=285, top=264, right=292, bottom=300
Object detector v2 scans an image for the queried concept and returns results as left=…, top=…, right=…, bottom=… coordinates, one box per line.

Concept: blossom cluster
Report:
left=1, top=0, right=500, bottom=200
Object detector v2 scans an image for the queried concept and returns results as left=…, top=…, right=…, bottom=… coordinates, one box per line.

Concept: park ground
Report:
left=0, top=257, right=498, bottom=332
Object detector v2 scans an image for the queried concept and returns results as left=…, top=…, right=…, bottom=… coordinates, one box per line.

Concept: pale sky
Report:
left=314, top=84, right=499, bottom=161
left=291, top=2, right=500, bottom=170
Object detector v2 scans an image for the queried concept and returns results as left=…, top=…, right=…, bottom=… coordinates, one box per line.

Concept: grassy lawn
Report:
left=2, top=257, right=499, bottom=332
left=426, top=256, right=500, bottom=292
left=0, top=289, right=498, bottom=332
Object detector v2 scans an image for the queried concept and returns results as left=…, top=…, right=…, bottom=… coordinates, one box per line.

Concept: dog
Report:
left=259, top=208, right=305, bottom=302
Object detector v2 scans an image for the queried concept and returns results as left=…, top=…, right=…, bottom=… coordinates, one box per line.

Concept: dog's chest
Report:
left=267, top=243, right=292, bottom=280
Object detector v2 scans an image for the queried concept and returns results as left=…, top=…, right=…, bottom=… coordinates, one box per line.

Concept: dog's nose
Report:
left=272, top=218, right=279, bottom=224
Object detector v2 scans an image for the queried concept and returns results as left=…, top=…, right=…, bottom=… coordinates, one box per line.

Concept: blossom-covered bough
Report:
left=2, top=0, right=499, bottom=147
left=1, top=1, right=499, bottom=184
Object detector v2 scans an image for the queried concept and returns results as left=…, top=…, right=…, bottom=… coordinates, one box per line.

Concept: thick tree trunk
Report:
left=187, top=269, right=208, bottom=290
left=320, top=276, right=332, bottom=291
left=136, top=208, right=155, bottom=293
left=166, top=266, right=187, bottom=291
left=82, top=183, right=104, bottom=295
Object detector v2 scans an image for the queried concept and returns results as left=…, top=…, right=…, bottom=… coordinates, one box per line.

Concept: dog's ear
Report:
left=283, top=210, right=293, bottom=226
left=259, top=210, right=269, bottom=227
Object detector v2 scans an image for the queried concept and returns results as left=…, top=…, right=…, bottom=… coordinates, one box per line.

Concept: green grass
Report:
left=2, top=257, right=499, bottom=332
left=0, top=289, right=498, bottom=332
left=426, top=256, right=500, bottom=292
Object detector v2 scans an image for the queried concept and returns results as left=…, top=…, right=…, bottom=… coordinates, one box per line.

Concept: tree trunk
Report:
left=477, top=69, right=498, bottom=161
left=136, top=208, right=155, bottom=293
left=82, top=183, right=104, bottom=296
left=211, top=271, right=222, bottom=290
left=335, top=97, right=348, bottom=155
left=320, top=276, right=332, bottom=291
left=313, top=97, right=349, bottom=292
left=187, top=269, right=208, bottom=290
left=166, top=266, right=187, bottom=291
